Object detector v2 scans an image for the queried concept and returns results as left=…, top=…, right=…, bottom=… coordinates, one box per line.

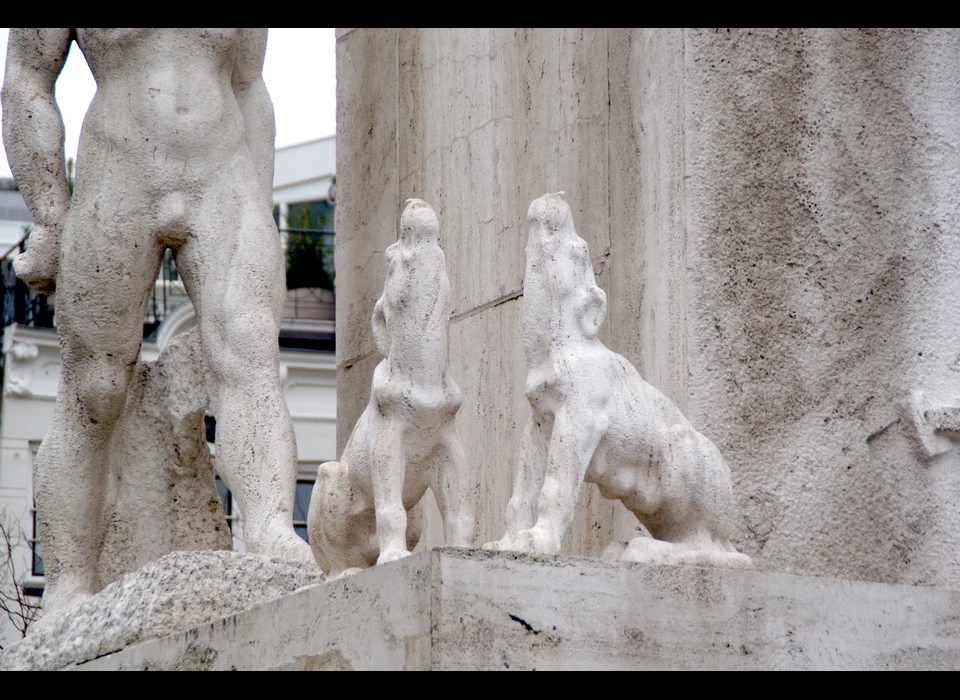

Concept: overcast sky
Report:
left=0, top=28, right=337, bottom=179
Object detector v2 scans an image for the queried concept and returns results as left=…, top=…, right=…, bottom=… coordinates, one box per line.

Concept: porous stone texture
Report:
left=2, top=28, right=313, bottom=613
left=309, top=200, right=474, bottom=578
left=336, top=28, right=960, bottom=587
left=74, top=549, right=960, bottom=670
left=0, top=551, right=324, bottom=671
left=485, top=194, right=749, bottom=569
left=98, top=328, right=231, bottom=588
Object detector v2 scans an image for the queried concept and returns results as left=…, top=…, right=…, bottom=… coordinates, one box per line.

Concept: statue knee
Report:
left=75, top=361, right=133, bottom=426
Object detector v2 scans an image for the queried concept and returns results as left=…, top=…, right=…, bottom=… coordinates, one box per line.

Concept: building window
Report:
left=283, top=199, right=335, bottom=291
left=287, top=200, right=333, bottom=233
left=214, top=476, right=239, bottom=534
left=29, top=503, right=42, bottom=578
left=293, top=480, right=314, bottom=543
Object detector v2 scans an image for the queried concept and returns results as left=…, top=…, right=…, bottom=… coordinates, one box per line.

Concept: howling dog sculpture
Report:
left=308, top=199, right=474, bottom=578
left=485, top=193, right=750, bottom=569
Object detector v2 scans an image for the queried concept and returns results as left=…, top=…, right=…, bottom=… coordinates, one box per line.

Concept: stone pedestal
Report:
left=0, top=551, right=324, bottom=671
left=73, top=549, right=960, bottom=670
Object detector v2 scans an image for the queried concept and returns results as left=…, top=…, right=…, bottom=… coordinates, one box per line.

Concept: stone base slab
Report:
left=79, top=548, right=960, bottom=670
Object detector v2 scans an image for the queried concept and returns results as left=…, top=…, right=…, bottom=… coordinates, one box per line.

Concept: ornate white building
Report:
left=0, top=136, right=337, bottom=647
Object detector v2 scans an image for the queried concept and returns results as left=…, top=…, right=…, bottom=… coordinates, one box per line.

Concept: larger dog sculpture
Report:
left=308, top=199, right=474, bottom=578
left=485, top=193, right=750, bottom=568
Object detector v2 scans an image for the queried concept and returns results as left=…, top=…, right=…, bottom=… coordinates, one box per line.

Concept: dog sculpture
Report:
left=308, top=199, right=474, bottom=579
left=485, top=193, right=750, bottom=568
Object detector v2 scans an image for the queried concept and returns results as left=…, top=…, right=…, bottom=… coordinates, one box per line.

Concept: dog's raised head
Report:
left=400, top=198, right=440, bottom=245
left=526, top=192, right=575, bottom=244
left=524, top=192, right=607, bottom=343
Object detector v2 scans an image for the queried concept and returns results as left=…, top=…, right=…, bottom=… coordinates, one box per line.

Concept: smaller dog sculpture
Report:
left=485, top=193, right=750, bottom=569
left=308, top=199, right=474, bottom=579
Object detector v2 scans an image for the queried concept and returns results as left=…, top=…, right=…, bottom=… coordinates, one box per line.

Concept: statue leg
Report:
left=38, top=200, right=162, bottom=613
left=647, top=425, right=750, bottom=568
left=632, top=425, right=751, bottom=568
left=483, top=416, right=548, bottom=550
left=505, top=416, right=549, bottom=534
left=526, top=408, right=606, bottom=554
left=431, top=424, right=475, bottom=548
left=371, top=416, right=410, bottom=565
left=176, top=172, right=311, bottom=564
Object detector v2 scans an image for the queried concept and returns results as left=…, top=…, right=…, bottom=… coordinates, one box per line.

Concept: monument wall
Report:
left=335, top=28, right=960, bottom=586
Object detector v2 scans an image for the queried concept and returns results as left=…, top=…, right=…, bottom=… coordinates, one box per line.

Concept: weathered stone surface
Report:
left=2, top=28, right=313, bottom=614
left=676, top=29, right=960, bottom=588
left=311, top=200, right=473, bottom=578
left=98, top=329, right=231, bottom=589
left=337, top=28, right=960, bottom=587
left=0, top=551, right=324, bottom=671
left=334, top=28, right=400, bottom=453
left=485, top=194, right=749, bottom=569
left=75, top=549, right=960, bottom=670
left=339, top=28, right=621, bottom=557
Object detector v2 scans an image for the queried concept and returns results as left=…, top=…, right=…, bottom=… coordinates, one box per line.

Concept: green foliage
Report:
left=285, top=201, right=335, bottom=291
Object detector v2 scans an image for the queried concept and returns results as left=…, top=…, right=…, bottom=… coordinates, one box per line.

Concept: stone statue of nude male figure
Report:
left=2, top=28, right=313, bottom=614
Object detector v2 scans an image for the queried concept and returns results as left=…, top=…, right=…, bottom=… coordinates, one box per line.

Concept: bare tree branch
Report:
left=0, top=507, right=43, bottom=642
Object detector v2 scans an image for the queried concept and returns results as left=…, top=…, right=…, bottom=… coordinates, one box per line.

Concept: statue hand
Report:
left=13, top=223, right=60, bottom=295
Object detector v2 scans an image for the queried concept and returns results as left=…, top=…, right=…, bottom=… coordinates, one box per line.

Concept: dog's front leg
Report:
left=528, top=407, right=608, bottom=554
left=372, top=416, right=411, bottom=565
left=502, top=416, right=550, bottom=535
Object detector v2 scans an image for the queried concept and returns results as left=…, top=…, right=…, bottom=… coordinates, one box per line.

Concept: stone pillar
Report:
left=336, top=28, right=960, bottom=584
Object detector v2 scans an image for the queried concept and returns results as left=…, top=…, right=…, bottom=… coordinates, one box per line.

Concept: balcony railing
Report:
left=0, top=236, right=54, bottom=335
left=1, top=229, right=336, bottom=347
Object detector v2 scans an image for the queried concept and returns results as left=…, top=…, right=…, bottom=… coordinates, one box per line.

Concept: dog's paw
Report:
left=376, top=548, right=412, bottom=566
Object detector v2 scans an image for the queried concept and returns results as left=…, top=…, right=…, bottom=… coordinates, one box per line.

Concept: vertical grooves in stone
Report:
left=395, top=29, right=401, bottom=239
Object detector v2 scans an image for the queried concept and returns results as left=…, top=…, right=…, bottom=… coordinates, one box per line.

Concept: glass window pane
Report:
left=287, top=200, right=333, bottom=232
left=214, top=476, right=233, bottom=532
left=294, top=480, right=314, bottom=525
left=32, top=507, right=43, bottom=577
left=285, top=200, right=335, bottom=291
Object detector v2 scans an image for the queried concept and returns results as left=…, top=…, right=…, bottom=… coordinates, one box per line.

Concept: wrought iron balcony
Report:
left=0, top=228, right=336, bottom=352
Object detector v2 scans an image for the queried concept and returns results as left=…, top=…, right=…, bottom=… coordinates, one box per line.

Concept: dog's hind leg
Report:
left=645, top=425, right=752, bottom=568
left=308, top=460, right=377, bottom=579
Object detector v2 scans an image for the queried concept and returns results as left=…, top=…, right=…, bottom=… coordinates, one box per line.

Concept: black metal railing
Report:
left=0, top=228, right=335, bottom=340
left=0, top=236, right=54, bottom=336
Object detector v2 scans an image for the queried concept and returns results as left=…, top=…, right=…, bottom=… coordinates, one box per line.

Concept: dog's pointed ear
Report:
left=577, top=284, right=607, bottom=339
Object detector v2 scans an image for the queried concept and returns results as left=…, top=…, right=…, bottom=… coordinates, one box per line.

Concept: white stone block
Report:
left=59, top=549, right=960, bottom=671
